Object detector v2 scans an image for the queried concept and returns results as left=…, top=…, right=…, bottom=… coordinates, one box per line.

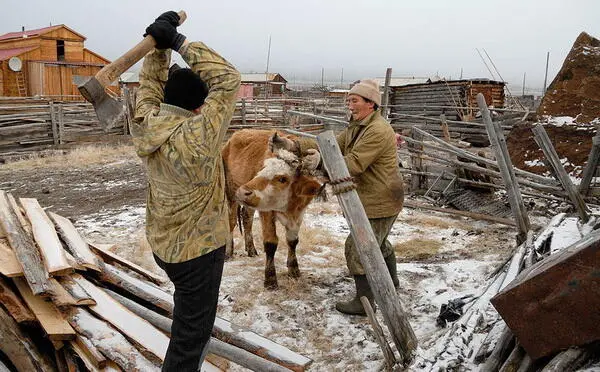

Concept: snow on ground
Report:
left=74, top=194, right=527, bottom=371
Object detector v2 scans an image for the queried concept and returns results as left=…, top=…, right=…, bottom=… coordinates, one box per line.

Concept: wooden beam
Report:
left=69, top=340, right=102, bottom=372
left=0, top=191, right=51, bottom=296
left=403, top=200, right=516, bottom=226
left=48, top=278, right=79, bottom=307
left=532, top=124, right=590, bottom=223
left=316, top=130, right=417, bottom=365
left=0, top=238, right=23, bottom=277
left=477, top=93, right=530, bottom=243
left=49, top=211, right=101, bottom=271
left=579, top=135, right=600, bottom=196
left=72, top=335, right=108, bottom=369
left=0, top=306, right=55, bottom=372
left=19, top=198, right=73, bottom=275
left=0, top=276, right=35, bottom=323
left=360, top=296, right=396, bottom=371
left=70, top=274, right=169, bottom=361
left=58, top=275, right=96, bottom=306
left=13, top=277, right=76, bottom=340
left=89, top=242, right=165, bottom=284
left=63, top=307, right=160, bottom=372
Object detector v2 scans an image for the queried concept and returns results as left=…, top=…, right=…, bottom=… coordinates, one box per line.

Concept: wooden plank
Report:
left=70, top=274, right=169, bottom=361
left=89, top=242, right=165, bottom=284
left=0, top=276, right=35, bottom=323
left=316, top=130, right=417, bottom=366
left=13, top=277, right=76, bottom=340
left=72, top=335, right=108, bottom=370
left=48, top=278, right=79, bottom=307
left=58, top=275, right=96, bottom=305
left=102, top=361, right=123, bottom=372
left=19, top=198, right=73, bottom=275
left=0, top=191, right=51, bottom=296
left=579, top=135, right=600, bottom=196
left=532, top=124, right=590, bottom=223
left=0, top=238, right=23, bottom=277
left=49, top=212, right=101, bottom=271
left=0, top=306, right=55, bottom=372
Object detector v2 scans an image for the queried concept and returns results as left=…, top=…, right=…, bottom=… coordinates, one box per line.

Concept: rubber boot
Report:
left=385, top=252, right=400, bottom=288
left=335, top=275, right=375, bottom=316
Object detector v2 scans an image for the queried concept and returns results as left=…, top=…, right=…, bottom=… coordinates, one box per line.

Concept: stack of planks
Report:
left=0, top=190, right=312, bottom=372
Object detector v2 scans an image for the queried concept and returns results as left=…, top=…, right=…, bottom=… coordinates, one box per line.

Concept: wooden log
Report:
left=409, top=129, right=424, bottom=191
left=473, top=320, right=507, bottom=364
left=403, top=200, right=516, bottom=226
left=69, top=340, right=103, bottom=372
left=103, top=288, right=172, bottom=333
left=0, top=276, right=35, bottom=323
left=540, top=347, right=587, bottom=372
left=478, top=94, right=530, bottom=244
left=13, top=277, right=76, bottom=340
left=579, top=135, right=600, bottom=196
left=482, top=328, right=515, bottom=372
left=19, top=198, right=72, bottom=275
left=49, top=212, right=101, bottom=271
left=50, top=101, right=59, bottom=145
left=498, top=344, right=525, bottom=372
left=48, top=278, right=80, bottom=307
left=89, top=242, right=165, bottom=285
left=0, top=238, right=23, bottom=277
left=63, top=307, right=160, bottom=372
left=0, top=306, right=55, bottom=372
left=360, top=296, right=396, bottom=371
left=532, top=124, right=589, bottom=223
left=316, top=130, right=417, bottom=365
left=0, top=191, right=51, bottom=296
left=70, top=274, right=169, bottom=361
left=57, top=275, right=96, bottom=305
left=440, top=114, right=450, bottom=141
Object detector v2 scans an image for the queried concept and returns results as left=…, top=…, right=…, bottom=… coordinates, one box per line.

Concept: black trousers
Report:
left=154, top=247, right=225, bottom=372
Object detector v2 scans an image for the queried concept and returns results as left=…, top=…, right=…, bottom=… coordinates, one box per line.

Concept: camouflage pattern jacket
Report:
left=132, top=42, right=240, bottom=263
left=299, top=111, right=404, bottom=218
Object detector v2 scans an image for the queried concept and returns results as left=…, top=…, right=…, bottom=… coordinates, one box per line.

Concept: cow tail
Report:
left=236, top=205, right=244, bottom=236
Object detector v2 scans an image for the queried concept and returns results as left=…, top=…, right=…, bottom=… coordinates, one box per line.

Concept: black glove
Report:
left=155, top=11, right=180, bottom=27
left=144, top=20, right=186, bottom=50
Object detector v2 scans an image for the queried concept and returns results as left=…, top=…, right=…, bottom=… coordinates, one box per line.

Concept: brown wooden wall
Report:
left=467, top=83, right=505, bottom=110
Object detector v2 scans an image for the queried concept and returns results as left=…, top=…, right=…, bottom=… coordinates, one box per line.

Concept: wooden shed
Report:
left=0, top=25, right=114, bottom=100
left=240, top=73, right=287, bottom=98
left=389, top=79, right=506, bottom=123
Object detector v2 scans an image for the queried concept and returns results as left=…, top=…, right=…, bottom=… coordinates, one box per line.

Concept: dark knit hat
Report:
left=164, top=67, right=208, bottom=111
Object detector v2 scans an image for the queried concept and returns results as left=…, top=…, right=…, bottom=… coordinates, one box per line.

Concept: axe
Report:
left=78, top=10, right=187, bottom=130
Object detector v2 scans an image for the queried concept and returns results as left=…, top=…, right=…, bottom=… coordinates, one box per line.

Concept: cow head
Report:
left=235, top=133, right=323, bottom=212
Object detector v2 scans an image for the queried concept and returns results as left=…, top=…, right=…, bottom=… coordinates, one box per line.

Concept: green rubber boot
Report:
left=385, top=252, right=400, bottom=288
left=335, top=275, right=375, bottom=316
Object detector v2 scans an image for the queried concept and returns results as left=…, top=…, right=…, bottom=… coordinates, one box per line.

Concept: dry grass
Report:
left=404, top=214, right=473, bottom=231
left=1, top=143, right=138, bottom=170
left=394, top=238, right=443, bottom=261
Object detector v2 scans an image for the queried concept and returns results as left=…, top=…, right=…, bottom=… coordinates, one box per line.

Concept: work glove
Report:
left=302, top=149, right=321, bottom=171
left=144, top=19, right=186, bottom=51
left=155, top=11, right=180, bottom=27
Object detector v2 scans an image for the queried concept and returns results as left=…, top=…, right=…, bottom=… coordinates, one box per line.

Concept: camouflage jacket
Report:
left=298, top=111, right=404, bottom=218
left=132, top=42, right=240, bottom=263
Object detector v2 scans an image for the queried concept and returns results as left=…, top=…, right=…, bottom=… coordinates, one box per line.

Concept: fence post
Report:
left=49, top=101, right=59, bottom=145
left=409, top=129, right=424, bottom=192
left=57, top=104, right=64, bottom=145
left=579, top=134, right=600, bottom=196
left=381, top=68, right=392, bottom=120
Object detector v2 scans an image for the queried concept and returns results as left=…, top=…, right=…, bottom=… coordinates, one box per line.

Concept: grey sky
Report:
left=2, top=0, right=598, bottom=94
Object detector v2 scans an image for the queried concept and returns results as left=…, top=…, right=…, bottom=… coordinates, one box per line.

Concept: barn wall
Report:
left=65, top=41, right=84, bottom=61
left=43, top=28, right=84, bottom=41
left=40, top=39, right=57, bottom=61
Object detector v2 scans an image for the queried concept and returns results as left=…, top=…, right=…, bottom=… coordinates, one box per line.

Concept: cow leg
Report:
left=241, top=207, right=258, bottom=257
left=225, top=201, right=237, bottom=258
left=260, top=211, right=278, bottom=289
left=285, top=225, right=301, bottom=279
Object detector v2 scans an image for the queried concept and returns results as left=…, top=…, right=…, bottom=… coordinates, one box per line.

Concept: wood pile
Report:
left=416, top=213, right=600, bottom=371
left=0, top=190, right=312, bottom=372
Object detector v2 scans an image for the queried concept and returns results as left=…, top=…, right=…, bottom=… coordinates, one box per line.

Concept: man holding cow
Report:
left=132, top=11, right=240, bottom=371
left=297, top=79, right=404, bottom=316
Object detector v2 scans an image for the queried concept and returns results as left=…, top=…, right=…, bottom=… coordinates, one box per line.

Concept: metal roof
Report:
left=120, top=71, right=140, bottom=83
left=0, top=46, right=38, bottom=61
left=0, top=24, right=86, bottom=42
left=241, top=73, right=286, bottom=83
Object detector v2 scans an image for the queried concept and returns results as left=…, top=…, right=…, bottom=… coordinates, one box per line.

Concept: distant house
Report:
left=119, top=70, right=140, bottom=90
left=0, top=25, right=113, bottom=99
left=239, top=73, right=287, bottom=99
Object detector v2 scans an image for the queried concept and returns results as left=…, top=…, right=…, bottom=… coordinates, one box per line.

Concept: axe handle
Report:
left=95, top=10, right=187, bottom=88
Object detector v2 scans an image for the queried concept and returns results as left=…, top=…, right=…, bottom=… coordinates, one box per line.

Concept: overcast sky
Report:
left=2, top=0, right=598, bottom=94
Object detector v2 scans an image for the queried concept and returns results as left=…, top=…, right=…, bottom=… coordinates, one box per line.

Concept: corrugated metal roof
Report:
left=0, top=24, right=86, bottom=42
left=28, top=59, right=105, bottom=67
left=120, top=71, right=139, bottom=83
left=241, top=73, right=281, bottom=83
left=0, top=46, right=38, bottom=61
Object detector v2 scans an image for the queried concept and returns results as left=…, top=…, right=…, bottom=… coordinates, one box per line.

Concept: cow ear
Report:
left=269, top=132, right=296, bottom=154
left=299, top=179, right=323, bottom=197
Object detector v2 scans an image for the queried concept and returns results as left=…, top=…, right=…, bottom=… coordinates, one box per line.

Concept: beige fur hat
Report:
left=348, top=79, right=381, bottom=106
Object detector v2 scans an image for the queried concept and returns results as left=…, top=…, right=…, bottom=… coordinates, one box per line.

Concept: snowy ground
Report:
left=73, top=193, right=558, bottom=371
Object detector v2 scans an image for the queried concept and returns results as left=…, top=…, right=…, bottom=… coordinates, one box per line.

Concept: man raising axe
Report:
left=132, top=11, right=240, bottom=371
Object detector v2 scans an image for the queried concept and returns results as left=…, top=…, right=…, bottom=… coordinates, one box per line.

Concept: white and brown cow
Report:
left=221, top=129, right=323, bottom=289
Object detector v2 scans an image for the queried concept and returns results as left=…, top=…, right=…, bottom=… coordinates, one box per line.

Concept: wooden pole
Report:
left=478, top=94, right=530, bottom=243
left=360, top=296, right=396, bottom=371
left=316, top=130, right=417, bottom=366
left=381, top=68, right=392, bottom=119
left=579, top=134, right=600, bottom=196
left=58, top=104, right=65, bottom=145
left=532, top=124, right=590, bottom=222
left=409, top=129, right=424, bottom=192
left=440, top=114, right=450, bottom=142
left=241, top=98, right=247, bottom=126
left=49, top=101, right=59, bottom=145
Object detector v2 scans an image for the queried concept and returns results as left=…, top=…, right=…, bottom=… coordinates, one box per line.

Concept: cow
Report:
left=221, top=129, right=324, bottom=289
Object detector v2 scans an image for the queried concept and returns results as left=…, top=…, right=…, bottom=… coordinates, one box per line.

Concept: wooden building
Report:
left=0, top=25, right=113, bottom=99
left=240, top=73, right=287, bottom=98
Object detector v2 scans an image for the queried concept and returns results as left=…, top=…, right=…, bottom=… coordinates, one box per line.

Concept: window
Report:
left=57, top=40, right=65, bottom=61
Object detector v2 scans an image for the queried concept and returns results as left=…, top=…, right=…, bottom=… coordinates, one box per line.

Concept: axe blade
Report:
left=78, top=77, right=125, bottom=131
